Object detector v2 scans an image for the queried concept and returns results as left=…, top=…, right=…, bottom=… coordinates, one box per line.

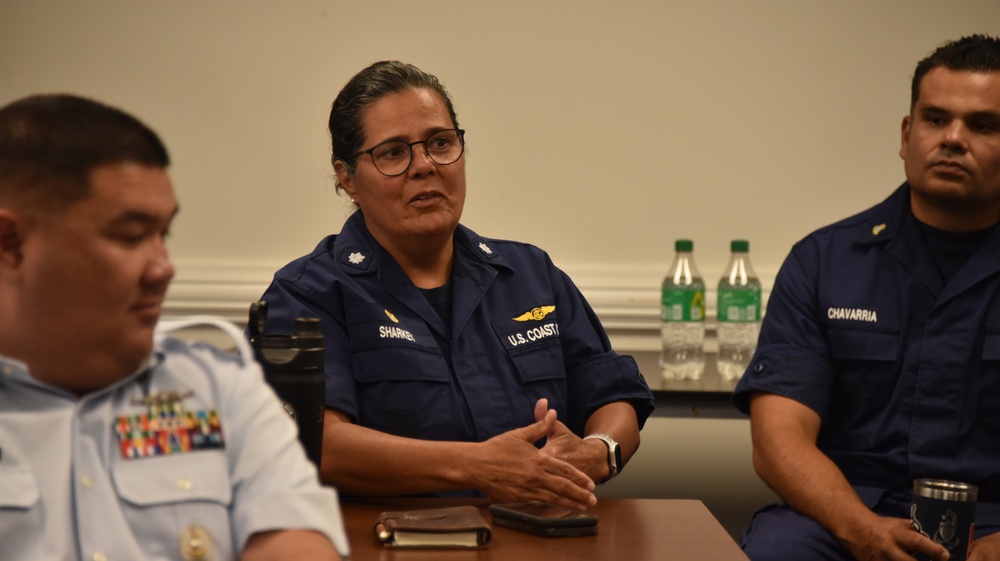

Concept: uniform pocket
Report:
left=982, top=333, right=1000, bottom=361
left=352, top=345, right=450, bottom=384
left=507, top=339, right=566, bottom=384
left=113, top=452, right=234, bottom=560
left=492, top=313, right=565, bottom=381
left=345, top=301, right=437, bottom=352
left=828, top=329, right=897, bottom=361
left=492, top=313, right=568, bottom=417
left=345, top=301, right=456, bottom=437
left=351, top=345, right=453, bottom=438
left=974, top=333, right=1000, bottom=452
left=824, top=329, right=899, bottom=449
left=0, top=465, right=39, bottom=509
left=114, top=452, right=231, bottom=506
left=0, top=465, right=42, bottom=558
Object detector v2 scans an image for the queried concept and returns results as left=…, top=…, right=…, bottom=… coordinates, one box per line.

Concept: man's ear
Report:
left=0, top=209, right=26, bottom=268
left=900, top=115, right=912, bottom=161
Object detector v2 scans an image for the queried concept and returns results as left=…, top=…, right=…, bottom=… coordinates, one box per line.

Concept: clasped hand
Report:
left=469, top=399, right=597, bottom=510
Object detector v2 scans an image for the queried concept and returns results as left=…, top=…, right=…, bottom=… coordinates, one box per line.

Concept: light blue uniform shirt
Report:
left=0, top=322, right=349, bottom=560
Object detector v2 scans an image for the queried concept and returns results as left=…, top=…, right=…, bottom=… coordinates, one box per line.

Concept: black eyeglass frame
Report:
left=349, top=128, right=466, bottom=177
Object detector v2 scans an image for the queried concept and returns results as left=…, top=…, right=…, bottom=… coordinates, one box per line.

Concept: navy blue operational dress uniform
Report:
left=258, top=211, right=654, bottom=467
left=734, top=183, right=1000, bottom=555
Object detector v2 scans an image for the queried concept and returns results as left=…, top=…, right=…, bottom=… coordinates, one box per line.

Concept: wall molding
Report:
left=163, top=261, right=775, bottom=353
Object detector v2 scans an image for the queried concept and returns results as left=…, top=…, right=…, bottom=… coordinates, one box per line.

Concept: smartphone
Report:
left=488, top=502, right=598, bottom=538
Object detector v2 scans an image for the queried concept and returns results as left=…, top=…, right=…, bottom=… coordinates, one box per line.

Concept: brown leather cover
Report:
left=374, top=505, right=492, bottom=548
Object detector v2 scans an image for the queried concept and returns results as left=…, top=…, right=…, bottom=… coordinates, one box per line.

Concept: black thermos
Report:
left=248, top=300, right=325, bottom=469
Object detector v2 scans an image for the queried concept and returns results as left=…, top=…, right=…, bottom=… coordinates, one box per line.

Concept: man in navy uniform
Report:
left=735, top=34, right=1000, bottom=561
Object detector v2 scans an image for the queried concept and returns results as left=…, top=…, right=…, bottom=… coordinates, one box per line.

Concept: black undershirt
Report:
left=419, top=280, right=453, bottom=324
left=916, top=219, right=996, bottom=284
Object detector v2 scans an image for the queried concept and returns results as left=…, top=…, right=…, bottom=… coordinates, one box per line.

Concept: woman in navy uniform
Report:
left=258, top=61, right=654, bottom=509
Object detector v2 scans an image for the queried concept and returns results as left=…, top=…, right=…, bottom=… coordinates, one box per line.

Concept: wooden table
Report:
left=340, top=498, right=749, bottom=560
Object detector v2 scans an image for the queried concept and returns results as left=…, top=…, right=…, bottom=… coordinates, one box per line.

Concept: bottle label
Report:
left=718, top=290, right=761, bottom=322
left=662, top=288, right=705, bottom=322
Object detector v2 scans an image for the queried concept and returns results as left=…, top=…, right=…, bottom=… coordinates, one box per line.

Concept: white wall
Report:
left=8, top=3, right=997, bottom=536
left=3, top=1, right=998, bottom=333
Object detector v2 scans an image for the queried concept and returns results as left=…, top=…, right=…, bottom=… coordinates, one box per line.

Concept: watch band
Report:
left=584, top=433, right=621, bottom=484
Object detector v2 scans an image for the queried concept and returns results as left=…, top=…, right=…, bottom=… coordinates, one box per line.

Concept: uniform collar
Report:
left=0, top=350, right=162, bottom=398
left=858, top=182, right=1000, bottom=300
left=331, top=212, right=514, bottom=339
left=453, top=223, right=512, bottom=272
left=0, top=354, right=30, bottom=383
left=857, top=182, right=1000, bottom=255
left=332, top=211, right=513, bottom=275
left=333, top=212, right=383, bottom=275
left=853, top=183, right=910, bottom=247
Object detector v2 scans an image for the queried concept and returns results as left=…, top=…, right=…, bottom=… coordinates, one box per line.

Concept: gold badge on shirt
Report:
left=513, top=305, right=556, bottom=322
left=180, top=525, right=213, bottom=561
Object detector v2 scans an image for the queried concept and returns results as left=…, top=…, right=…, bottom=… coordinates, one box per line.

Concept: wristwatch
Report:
left=584, top=433, right=621, bottom=484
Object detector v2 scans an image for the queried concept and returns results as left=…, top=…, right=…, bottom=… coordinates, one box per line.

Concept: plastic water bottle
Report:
left=716, top=240, right=761, bottom=382
left=660, top=239, right=706, bottom=380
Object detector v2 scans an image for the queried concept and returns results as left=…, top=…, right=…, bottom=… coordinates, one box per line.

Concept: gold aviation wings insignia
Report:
left=513, top=305, right=556, bottom=322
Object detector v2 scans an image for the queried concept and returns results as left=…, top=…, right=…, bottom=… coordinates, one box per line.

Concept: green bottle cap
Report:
left=675, top=239, right=693, bottom=252
left=731, top=240, right=749, bottom=252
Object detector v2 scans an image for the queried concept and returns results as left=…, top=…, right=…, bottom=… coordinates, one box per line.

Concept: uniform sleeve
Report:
left=258, top=270, right=360, bottom=421
left=732, top=241, right=836, bottom=419
left=550, top=263, right=655, bottom=435
left=208, top=347, right=350, bottom=556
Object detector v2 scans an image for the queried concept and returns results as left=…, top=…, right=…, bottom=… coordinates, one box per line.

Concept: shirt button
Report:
left=80, top=476, right=93, bottom=489
left=178, top=477, right=193, bottom=490
left=92, top=552, right=108, bottom=561
left=753, top=363, right=765, bottom=373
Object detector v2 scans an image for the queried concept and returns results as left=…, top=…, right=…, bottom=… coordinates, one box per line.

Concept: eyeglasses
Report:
left=352, top=129, right=465, bottom=176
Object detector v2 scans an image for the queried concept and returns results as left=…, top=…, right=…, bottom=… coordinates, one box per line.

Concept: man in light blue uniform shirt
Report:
left=0, top=94, right=348, bottom=561
left=734, top=35, right=1000, bottom=561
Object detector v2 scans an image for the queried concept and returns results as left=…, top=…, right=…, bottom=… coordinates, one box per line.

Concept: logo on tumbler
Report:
left=911, top=505, right=961, bottom=551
